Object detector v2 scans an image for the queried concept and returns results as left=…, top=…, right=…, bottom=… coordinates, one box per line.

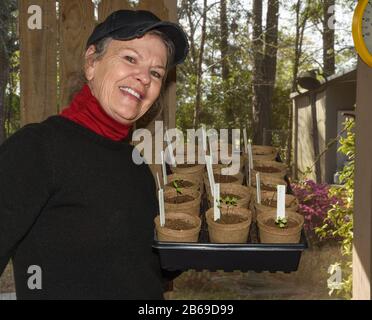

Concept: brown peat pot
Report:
left=155, top=212, right=201, bottom=243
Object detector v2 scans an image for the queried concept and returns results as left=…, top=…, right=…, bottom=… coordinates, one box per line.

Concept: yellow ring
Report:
left=352, top=0, right=372, bottom=67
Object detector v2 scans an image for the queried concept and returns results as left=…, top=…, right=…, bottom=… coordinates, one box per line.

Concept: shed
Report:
left=291, top=68, right=356, bottom=184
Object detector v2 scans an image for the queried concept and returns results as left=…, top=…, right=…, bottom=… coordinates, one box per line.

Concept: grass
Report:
left=0, top=262, right=15, bottom=294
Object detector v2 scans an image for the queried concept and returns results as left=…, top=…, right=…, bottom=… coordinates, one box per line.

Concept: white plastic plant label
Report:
left=205, top=155, right=215, bottom=197
left=159, top=188, right=165, bottom=227
left=202, top=125, right=207, bottom=154
left=277, top=185, right=286, bottom=219
left=208, top=138, right=216, bottom=164
left=248, top=140, right=254, bottom=187
left=248, top=139, right=253, bottom=170
left=161, top=151, right=168, bottom=185
left=164, top=129, right=176, bottom=167
left=256, top=172, right=261, bottom=204
left=214, top=183, right=221, bottom=221
left=156, top=173, right=162, bottom=191
left=243, top=128, right=248, bottom=155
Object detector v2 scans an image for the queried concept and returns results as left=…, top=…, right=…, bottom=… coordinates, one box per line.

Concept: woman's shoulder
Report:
left=0, top=117, right=65, bottom=157
left=2, top=117, right=57, bottom=147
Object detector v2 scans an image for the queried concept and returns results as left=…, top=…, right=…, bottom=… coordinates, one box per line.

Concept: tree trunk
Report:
left=323, top=0, right=335, bottom=77
left=292, top=1, right=301, bottom=93
left=220, top=0, right=233, bottom=128
left=183, top=0, right=198, bottom=74
left=311, top=94, right=322, bottom=183
left=251, top=0, right=264, bottom=144
left=287, top=0, right=309, bottom=167
left=252, top=0, right=279, bottom=145
left=259, top=0, right=279, bottom=146
left=193, top=0, right=207, bottom=129
left=288, top=0, right=302, bottom=168
left=220, top=0, right=229, bottom=82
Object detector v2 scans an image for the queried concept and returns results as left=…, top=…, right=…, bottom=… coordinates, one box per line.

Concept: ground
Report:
left=166, top=241, right=347, bottom=300
left=0, top=241, right=347, bottom=300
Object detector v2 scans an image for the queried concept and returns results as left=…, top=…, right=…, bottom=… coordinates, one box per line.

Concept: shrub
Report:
left=291, top=180, right=341, bottom=243
left=316, top=118, right=354, bottom=299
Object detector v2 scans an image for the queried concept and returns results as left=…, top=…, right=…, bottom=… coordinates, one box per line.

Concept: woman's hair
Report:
left=87, top=29, right=175, bottom=77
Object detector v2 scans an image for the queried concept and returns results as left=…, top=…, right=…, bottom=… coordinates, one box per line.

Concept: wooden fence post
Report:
left=19, top=0, right=57, bottom=125
left=353, top=58, right=372, bottom=300
left=98, top=0, right=131, bottom=22
left=59, top=0, right=95, bottom=110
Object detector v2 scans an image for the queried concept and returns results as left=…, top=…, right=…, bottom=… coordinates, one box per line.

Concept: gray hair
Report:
left=89, top=29, right=175, bottom=74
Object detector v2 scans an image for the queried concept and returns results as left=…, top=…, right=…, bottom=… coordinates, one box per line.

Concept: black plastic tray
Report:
left=153, top=211, right=308, bottom=273
left=154, top=164, right=307, bottom=273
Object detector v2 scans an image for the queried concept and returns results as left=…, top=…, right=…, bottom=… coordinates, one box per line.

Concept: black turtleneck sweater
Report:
left=0, top=116, right=164, bottom=300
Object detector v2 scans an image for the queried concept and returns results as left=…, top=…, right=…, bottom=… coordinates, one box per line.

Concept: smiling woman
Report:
left=76, top=28, right=176, bottom=127
left=84, top=35, right=168, bottom=125
left=0, top=9, right=189, bottom=300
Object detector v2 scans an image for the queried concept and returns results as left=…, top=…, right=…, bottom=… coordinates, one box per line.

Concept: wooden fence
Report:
left=19, top=0, right=177, bottom=129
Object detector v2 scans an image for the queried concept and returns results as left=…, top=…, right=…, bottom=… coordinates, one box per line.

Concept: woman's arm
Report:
left=0, top=124, right=54, bottom=276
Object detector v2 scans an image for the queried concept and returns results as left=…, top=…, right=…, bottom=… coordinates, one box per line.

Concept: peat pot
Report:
left=206, top=207, right=252, bottom=244
left=257, top=211, right=304, bottom=244
left=155, top=212, right=201, bottom=243
left=164, top=189, right=202, bottom=216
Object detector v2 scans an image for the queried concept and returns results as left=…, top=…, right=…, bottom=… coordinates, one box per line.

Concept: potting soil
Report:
left=165, top=219, right=196, bottom=231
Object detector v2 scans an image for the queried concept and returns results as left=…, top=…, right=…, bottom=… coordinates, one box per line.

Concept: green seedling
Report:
left=218, top=195, right=238, bottom=214
left=172, top=179, right=183, bottom=204
left=275, top=216, right=288, bottom=228
left=172, top=179, right=183, bottom=195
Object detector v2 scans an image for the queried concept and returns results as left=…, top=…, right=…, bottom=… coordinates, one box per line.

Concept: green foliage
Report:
left=172, top=179, right=183, bottom=195
left=1, top=2, right=19, bottom=141
left=218, top=195, right=238, bottom=215
left=4, top=92, right=20, bottom=137
left=176, top=0, right=254, bottom=133
left=275, top=217, right=288, bottom=229
left=219, top=195, right=238, bottom=207
left=4, top=49, right=20, bottom=138
left=316, top=118, right=354, bottom=299
left=176, top=0, right=356, bottom=148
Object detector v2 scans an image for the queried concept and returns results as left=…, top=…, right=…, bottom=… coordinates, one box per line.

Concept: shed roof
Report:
left=290, top=66, right=357, bottom=100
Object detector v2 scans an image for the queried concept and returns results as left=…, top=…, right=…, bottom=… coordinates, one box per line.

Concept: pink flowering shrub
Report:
left=291, top=180, right=341, bottom=242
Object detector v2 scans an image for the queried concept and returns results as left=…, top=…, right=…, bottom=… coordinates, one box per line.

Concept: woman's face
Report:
left=85, top=34, right=168, bottom=125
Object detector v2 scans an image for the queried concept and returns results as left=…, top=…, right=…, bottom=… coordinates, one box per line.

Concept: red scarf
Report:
left=60, top=84, right=132, bottom=141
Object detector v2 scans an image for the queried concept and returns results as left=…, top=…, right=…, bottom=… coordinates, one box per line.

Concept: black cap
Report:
left=86, top=10, right=189, bottom=67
